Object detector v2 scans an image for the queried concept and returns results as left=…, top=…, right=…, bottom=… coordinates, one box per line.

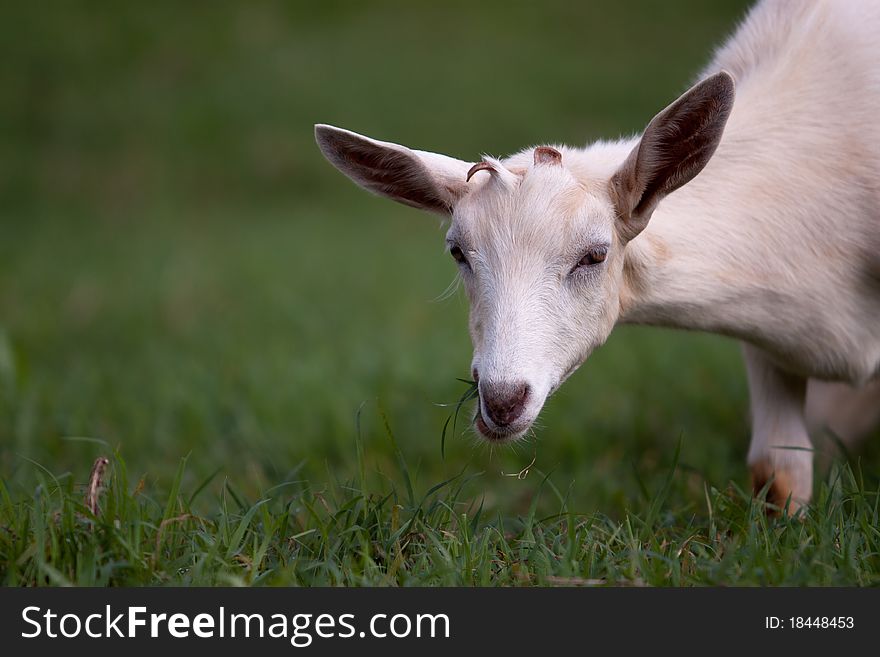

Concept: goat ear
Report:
left=315, top=124, right=471, bottom=215
left=610, top=71, right=735, bottom=240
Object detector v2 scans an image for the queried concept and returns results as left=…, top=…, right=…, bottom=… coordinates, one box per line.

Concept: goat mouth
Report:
left=473, top=407, right=525, bottom=443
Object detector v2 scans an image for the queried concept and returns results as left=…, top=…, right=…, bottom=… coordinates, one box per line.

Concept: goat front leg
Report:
left=742, top=344, right=813, bottom=512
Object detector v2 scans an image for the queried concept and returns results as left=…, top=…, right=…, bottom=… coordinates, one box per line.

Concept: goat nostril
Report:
left=472, top=368, right=479, bottom=383
left=482, top=381, right=530, bottom=428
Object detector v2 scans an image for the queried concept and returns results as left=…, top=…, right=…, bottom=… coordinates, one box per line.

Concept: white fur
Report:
left=316, top=0, right=880, bottom=505
left=620, top=0, right=880, bottom=504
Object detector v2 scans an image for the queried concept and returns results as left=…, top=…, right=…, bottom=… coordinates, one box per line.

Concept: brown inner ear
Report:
left=635, top=98, right=728, bottom=216
left=333, top=140, right=450, bottom=213
left=612, top=72, right=735, bottom=239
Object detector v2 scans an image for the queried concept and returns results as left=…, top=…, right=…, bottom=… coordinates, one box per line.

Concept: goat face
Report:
left=449, top=156, right=624, bottom=441
left=314, top=126, right=627, bottom=443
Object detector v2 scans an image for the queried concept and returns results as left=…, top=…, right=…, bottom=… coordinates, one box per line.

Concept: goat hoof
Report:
left=749, top=459, right=810, bottom=516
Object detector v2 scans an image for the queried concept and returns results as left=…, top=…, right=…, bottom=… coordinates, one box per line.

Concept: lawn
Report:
left=1, top=0, right=879, bottom=586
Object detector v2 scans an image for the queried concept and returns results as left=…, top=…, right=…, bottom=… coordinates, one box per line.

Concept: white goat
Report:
left=316, top=0, right=880, bottom=510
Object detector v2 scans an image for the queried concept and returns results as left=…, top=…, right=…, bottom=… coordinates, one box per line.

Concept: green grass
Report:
left=3, top=441, right=880, bottom=586
left=1, top=0, right=879, bottom=586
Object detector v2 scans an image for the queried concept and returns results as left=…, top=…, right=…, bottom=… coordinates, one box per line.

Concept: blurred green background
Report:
left=1, top=0, right=788, bottom=518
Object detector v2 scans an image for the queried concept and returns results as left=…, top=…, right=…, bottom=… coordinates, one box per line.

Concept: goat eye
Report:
left=578, top=247, right=608, bottom=267
left=450, top=245, right=468, bottom=265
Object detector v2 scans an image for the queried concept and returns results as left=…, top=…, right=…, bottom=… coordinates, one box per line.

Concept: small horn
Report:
left=534, top=146, right=562, bottom=166
left=466, top=161, right=495, bottom=182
